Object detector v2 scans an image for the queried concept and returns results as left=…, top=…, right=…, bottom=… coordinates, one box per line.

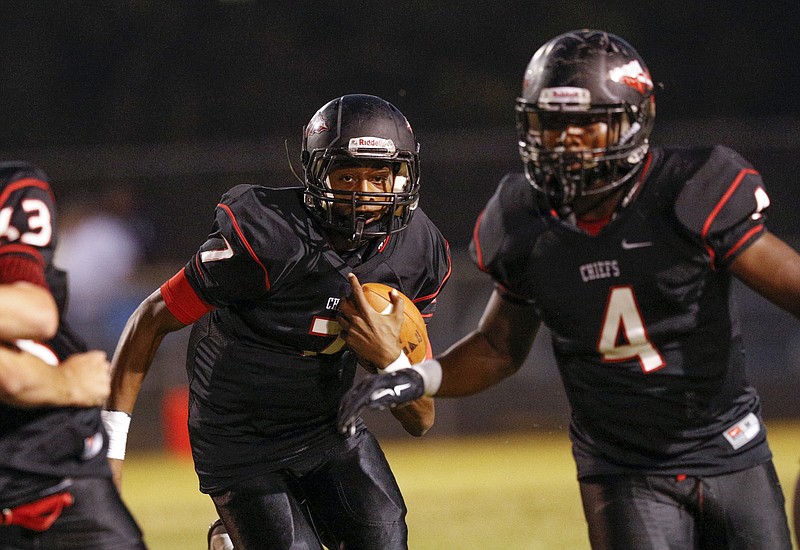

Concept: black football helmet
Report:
left=302, top=94, right=420, bottom=245
left=515, top=30, right=656, bottom=210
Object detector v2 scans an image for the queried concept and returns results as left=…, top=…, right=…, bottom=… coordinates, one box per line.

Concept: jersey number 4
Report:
left=597, top=286, right=664, bottom=373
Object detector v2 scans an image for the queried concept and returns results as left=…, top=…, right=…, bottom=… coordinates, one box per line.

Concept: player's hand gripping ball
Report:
left=361, top=283, right=429, bottom=364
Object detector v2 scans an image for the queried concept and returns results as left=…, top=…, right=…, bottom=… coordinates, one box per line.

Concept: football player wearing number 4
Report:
left=338, top=30, right=800, bottom=549
left=105, top=94, right=451, bottom=550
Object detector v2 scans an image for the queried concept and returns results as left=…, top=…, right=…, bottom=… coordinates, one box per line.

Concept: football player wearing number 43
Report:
left=338, top=30, right=800, bottom=549
left=105, top=94, right=451, bottom=550
left=0, top=162, right=146, bottom=549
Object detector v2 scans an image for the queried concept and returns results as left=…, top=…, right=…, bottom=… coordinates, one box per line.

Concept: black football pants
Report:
left=579, top=460, right=792, bottom=549
left=0, top=477, right=146, bottom=550
left=211, top=428, right=408, bottom=550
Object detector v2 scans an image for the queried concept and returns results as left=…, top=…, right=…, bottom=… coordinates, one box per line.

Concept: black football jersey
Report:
left=0, top=161, right=109, bottom=507
left=164, top=184, right=451, bottom=493
left=471, top=145, right=773, bottom=478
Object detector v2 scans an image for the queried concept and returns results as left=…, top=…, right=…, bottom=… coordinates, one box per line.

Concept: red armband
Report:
left=160, top=269, right=214, bottom=325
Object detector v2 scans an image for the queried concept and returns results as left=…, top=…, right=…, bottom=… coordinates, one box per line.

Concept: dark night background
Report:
left=2, top=1, right=800, bottom=253
left=2, top=1, right=800, bottom=434
left=2, top=2, right=800, bottom=146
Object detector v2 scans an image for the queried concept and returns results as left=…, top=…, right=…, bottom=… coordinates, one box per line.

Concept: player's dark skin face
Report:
left=327, top=164, right=394, bottom=223
left=540, top=120, right=609, bottom=160
left=541, top=120, right=625, bottom=220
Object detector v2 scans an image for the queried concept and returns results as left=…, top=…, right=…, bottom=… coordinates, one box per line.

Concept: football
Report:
left=361, top=282, right=429, bottom=364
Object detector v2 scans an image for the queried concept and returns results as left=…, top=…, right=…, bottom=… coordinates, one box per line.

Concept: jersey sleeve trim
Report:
left=0, top=243, right=45, bottom=268
left=496, top=282, right=532, bottom=304
left=722, top=224, right=764, bottom=263
left=0, top=178, right=52, bottom=209
left=412, top=240, right=452, bottom=318
left=0, top=254, right=47, bottom=287
left=160, top=268, right=214, bottom=325
left=471, top=209, right=488, bottom=272
left=218, top=203, right=271, bottom=291
left=700, top=168, right=758, bottom=267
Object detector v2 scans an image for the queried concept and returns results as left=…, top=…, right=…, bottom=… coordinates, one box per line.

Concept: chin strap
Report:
left=352, top=217, right=366, bottom=244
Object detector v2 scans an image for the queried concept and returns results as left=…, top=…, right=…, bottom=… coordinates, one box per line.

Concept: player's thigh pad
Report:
left=300, top=429, right=408, bottom=549
left=580, top=474, right=697, bottom=549
left=211, top=473, right=323, bottom=550
left=700, top=461, right=792, bottom=550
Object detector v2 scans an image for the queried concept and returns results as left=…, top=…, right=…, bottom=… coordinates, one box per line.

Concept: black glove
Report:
left=338, top=369, right=425, bottom=435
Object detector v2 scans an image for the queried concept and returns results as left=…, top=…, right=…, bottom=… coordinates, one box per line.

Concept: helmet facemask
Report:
left=516, top=99, right=652, bottom=211
left=303, top=146, right=419, bottom=246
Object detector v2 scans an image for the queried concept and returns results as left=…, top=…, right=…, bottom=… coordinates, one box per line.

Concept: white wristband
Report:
left=410, top=359, right=443, bottom=396
left=102, top=410, right=131, bottom=460
left=378, top=353, right=442, bottom=397
left=378, top=352, right=411, bottom=374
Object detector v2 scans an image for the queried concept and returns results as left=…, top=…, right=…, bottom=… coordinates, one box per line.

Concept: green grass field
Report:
left=122, top=421, right=800, bottom=549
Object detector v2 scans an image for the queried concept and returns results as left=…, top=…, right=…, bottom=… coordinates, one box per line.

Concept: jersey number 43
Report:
left=0, top=199, right=52, bottom=246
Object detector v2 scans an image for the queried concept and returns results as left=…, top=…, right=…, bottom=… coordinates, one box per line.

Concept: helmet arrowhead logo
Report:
left=608, top=60, right=653, bottom=94
left=305, top=112, right=329, bottom=137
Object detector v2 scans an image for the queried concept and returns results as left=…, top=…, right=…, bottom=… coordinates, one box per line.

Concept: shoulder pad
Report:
left=0, top=162, right=49, bottom=188
left=219, top=183, right=261, bottom=204
left=187, top=187, right=310, bottom=303
left=470, top=173, right=542, bottom=273
left=674, top=145, right=768, bottom=237
left=400, top=208, right=452, bottom=313
left=216, top=186, right=309, bottom=251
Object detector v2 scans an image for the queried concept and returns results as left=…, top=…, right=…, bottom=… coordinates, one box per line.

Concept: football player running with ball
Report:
left=104, top=95, right=451, bottom=550
left=338, top=31, right=800, bottom=549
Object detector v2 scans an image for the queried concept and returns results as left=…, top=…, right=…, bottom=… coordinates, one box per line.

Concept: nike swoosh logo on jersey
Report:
left=621, top=239, right=653, bottom=250
left=371, top=383, right=412, bottom=401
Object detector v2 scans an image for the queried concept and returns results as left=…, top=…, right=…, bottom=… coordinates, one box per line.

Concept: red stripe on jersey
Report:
left=722, top=224, right=764, bottom=262
left=700, top=168, right=758, bottom=266
left=0, top=243, right=46, bottom=268
left=376, top=234, right=391, bottom=252
left=193, top=255, right=207, bottom=283
left=472, top=210, right=487, bottom=272
left=0, top=254, right=48, bottom=287
left=218, top=203, right=271, bottom=290
left=412, top=240, right=452, bottom=314
left=160, top=269, right=214, bottom=325
left=0, top=178, right=53, bottom=209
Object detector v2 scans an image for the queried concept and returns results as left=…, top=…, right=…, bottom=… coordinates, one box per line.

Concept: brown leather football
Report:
left=361, top=282, right=429, bottom=364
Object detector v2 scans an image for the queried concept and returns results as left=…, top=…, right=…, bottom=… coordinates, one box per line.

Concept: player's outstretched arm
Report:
left=338, top=287, right=541, bottom=435
left=730, top=230, right=800, bottom=319
left=338, top=273, right=434, bottom=436
left=0, top=346, right=110, bottom=407
left=104, top=287, right=187, bottom=489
